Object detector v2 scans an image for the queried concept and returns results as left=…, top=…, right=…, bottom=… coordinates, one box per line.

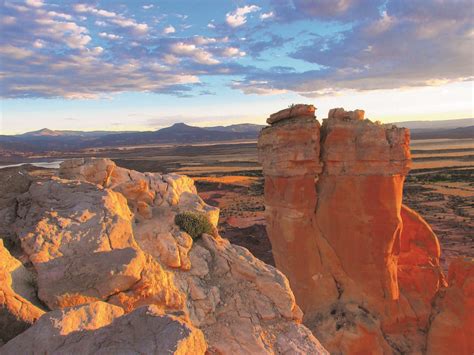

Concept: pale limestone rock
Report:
left=2, top=158, right=328, bottom=354
left=14, top=179, right=144, bottom=309
left=1, top=303, right=207, bottom=355
left=0, top=240, right=45, bottom=343
left=176, top=234, right=327, bottom=354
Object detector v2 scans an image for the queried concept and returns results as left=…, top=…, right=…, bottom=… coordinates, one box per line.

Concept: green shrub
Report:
left=174, top=211, right=214, bottom=240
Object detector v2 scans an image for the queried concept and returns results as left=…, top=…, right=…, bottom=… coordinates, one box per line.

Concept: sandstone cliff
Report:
left=258, top=105, right=472, bottom=354
left=0, top=158, right=327, bottom=354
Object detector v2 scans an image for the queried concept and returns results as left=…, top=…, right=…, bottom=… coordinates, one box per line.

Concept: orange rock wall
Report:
left=257, top=107, right=459, bottom=354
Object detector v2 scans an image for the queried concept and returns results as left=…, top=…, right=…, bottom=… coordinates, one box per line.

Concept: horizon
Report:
left=1, top=0, right=473, bottom=134
left=3, top=116, right=474, bottom=136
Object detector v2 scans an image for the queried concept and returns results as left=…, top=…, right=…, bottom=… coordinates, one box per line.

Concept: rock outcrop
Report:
left=0, top=158, right=328, bottom=354
left=258, top=105, right=466, bottom=354
left=0, top=240, right=45, bottom=343
left=1, top=302, right=207, bottom=354
left=427, top=257, right=474, bottom=355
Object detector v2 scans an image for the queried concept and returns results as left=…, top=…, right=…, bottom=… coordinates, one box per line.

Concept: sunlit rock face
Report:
left=0, top=158, right=328, bottom=354
left=427, top=257, right=474, bottom=355
left=258, top=105, right=464, bottom=354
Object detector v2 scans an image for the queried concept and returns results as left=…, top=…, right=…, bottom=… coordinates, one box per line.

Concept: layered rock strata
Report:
left=0, top=158, right=328, bottom=354
left=258, top=105, right=467, bottom=354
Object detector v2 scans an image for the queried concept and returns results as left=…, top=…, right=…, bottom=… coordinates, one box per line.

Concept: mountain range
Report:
left=1, top=119, right=472, bottom=153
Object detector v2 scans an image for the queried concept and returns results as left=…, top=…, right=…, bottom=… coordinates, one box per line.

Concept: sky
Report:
left=0, top=0, right=473, bottom=134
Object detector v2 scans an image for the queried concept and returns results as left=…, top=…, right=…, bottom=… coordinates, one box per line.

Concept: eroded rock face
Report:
left=258, top=106, right=447, bottom=354
left=427, top=257, right=474, bottom=355
left=1, top=302, right=207, bottom=355
left=1, top=158, right=328, bottom=354
left=0, top=240, right=45, bottom=343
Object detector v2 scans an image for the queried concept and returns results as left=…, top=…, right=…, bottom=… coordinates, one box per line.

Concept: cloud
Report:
left=143, top=4, right=154, bottom=10
left=234, top=0, right=474, bottom=96
left=226, top=5, right=260, bottom=28
left=25, top=0, right=43, bottom=8
left=221, top=47, right=246, bottom=57
left=260, top=12, right=274, bottom=20
left=73, top=3, right=148, bottom=34
left=99, top=32, right=121, bottom=40
left=271, top=0, right=383, bottom=21
left=170, top=42, right=219, bottom=65
left=163, top=25, right=176, bottom=34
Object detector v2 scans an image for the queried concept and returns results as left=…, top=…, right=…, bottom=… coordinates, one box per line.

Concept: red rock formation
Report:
left=427, top=257, right=474, bottom=355
left=258, top=106, right=448, bottom=353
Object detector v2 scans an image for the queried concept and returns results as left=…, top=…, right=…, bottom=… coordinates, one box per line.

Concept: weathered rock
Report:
left=0, top=239, right=45, bottom=343
left=398, top=204, right=446, bottom=327
left=267, top=104, right=316, bottom=124
left=1, top=158, right=328, bottom=354
left=59, top=158, right=219, bottom=225
left=14, top=179, right=145, bottom=309
left=1, top=302, right=207, bottom=354
left=427, top=257, right=474, bottom=355
left=258, top=106, right=445, bottom=354
left=178, top=234, right=328, bottom=354
left=0, top=167, right=34, bottom=249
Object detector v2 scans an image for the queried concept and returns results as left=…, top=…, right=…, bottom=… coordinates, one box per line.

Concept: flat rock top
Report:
left=267, top=104, right=316, bottom=124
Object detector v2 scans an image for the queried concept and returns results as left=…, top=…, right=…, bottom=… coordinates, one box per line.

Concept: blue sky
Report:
left=1, top=0, right=473, bottom=134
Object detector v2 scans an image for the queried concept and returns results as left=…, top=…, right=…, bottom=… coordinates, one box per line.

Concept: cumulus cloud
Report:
left=143, top=4, right=154, bottom=10
left=25, top=0, right=44, bottom=8
left=99, top=32, right=121, bottom=40
left=226, top=5, right=260, bottom=27
left=163, top=25, right=176, bottom=34
left=260, top=11, right=274, bottom=20
left=170, top=42, right=219, bottom=65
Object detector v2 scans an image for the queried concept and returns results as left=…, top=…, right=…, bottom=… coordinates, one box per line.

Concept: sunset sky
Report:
left=1, top=0, right=473, bottom=134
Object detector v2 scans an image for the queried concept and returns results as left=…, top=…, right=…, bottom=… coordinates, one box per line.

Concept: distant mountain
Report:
left=391, top=118, right=473, bottom=130
left=20, top=128, right=133, bottom=138
left=204, top=124, right=266, bottom=133
left=410, top=126, right=474, bottom=140
left=1, top=123, right=263, bottom=153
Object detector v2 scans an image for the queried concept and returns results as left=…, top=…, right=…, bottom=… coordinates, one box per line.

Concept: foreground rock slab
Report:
left=1, top=158, right=329, bottom=354
left=2, top=302, right=207, bottom=354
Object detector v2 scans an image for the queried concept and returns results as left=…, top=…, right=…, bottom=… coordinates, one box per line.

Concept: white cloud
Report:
left=33, top=39, right=45, bottom=48
left=226, top=5, right=260, bottom=28
left=221, top=47, right=246, bottom=57
left=163, top=25, right=176, bottom=34
left=25, top=0, right=43, bottom=8
left=47, top=11, right=73, bottom=20
left=143, top=4, right=154, bottom=10
left=74, top=3, right=148, bottom=34
left=260, top=11, right=274, bottom=20
left=207, top=22, right=215, bottom=29
left=0, top=45, right=33, bottom=59
left=74, top=4, right=116, bottom=18
left=99, top=32, right=121, bottom=40
left=170, top=42, right=219, bottom=65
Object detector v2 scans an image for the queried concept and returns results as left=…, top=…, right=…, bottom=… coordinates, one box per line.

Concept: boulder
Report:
left=14, top=179, right=145, bottom=309
left=1, top=302, right=207, bottom=354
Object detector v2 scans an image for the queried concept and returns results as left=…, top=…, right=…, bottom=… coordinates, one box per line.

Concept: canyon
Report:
left=0, top=105, right=472, bottom=354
